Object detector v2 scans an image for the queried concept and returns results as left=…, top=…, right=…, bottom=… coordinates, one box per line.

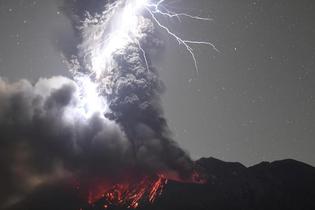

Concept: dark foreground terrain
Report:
left=9, top=157, right=315, bottom=210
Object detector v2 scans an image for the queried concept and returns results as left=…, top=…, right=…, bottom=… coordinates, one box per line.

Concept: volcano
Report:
left=7, top=157, right=315, bottom=210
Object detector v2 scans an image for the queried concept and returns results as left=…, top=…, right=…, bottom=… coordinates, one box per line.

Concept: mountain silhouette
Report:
left=8, top=157, right=315, bottom=210
left=151, top=157, right=315, bottom=210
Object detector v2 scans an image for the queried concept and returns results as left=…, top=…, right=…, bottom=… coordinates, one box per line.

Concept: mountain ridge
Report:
left=152, top=157, right=315, bottom=210
left=8, top=157, right=315, bottom=210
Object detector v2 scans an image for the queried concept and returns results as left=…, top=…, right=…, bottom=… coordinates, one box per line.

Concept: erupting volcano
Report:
left=0, top=0, right=215, bottom=209
left=1, top=1, right=315, bottom=210
left=59, top=0, right=214, bottom=208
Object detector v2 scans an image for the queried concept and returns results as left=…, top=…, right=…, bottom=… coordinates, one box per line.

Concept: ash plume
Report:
left=61, top=0, right=195, bottom=177
left=0, top=0, right=197, bottom=208
left=0, top=77, right=131, bottom=207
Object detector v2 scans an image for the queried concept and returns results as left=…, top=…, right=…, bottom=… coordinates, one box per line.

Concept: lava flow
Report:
left=83, top=175, right=167, bottom=209
left=78, top=168, right=207, bottom=209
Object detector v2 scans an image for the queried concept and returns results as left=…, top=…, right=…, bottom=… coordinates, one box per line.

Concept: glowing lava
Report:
left=85, top=175, right=167, bottom=209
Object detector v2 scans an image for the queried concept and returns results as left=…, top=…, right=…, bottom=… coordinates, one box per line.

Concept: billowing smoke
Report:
left=61, top=0, right=194, bottom=177
left=0, top=0, right=196, bottom=208
left=0, top=77, right=132, bottom=207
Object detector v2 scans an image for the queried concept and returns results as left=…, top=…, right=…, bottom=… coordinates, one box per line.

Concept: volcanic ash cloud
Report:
left=60, top=0, right=195, bottom=178
left=0, top=0, right=200, bottom=207
left=0, top=76, right=132, bottom=206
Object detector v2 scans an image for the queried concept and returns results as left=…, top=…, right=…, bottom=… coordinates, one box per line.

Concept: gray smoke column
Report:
left=0, top=0, right=198, bottom=208
left=61, top=0, right=194, bottom=177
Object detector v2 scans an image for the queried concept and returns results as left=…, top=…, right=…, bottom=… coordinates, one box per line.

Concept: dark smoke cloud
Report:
left=60, top=0, right=194, bottom=177
left=104, top=43, right=193, bottom=176
left=0, top=0, right=196, bottom=208
left=0, top=77, right=131, bottom=208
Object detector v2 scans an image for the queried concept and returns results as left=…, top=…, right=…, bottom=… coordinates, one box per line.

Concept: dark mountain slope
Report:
left=152, top=158, right=315, bottom=210
left=8, top=158, right=315, bottom=210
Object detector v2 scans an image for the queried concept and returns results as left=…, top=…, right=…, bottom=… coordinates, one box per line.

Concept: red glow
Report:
left=74, top=167, right=206, bottom=209
left=85, top=175, right=167, bottom=208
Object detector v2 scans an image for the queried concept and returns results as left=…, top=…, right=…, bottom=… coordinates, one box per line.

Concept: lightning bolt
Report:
left=144, top=0, right=219, bottom=73
left=79, top=0, right=218, bottom=77
left=144, top=4, right=219, bottom=73
left=71, top=0, right=218, bottom=116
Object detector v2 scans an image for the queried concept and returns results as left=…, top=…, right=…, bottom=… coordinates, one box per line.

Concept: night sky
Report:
left=1, top=0, right=315, bottom=166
